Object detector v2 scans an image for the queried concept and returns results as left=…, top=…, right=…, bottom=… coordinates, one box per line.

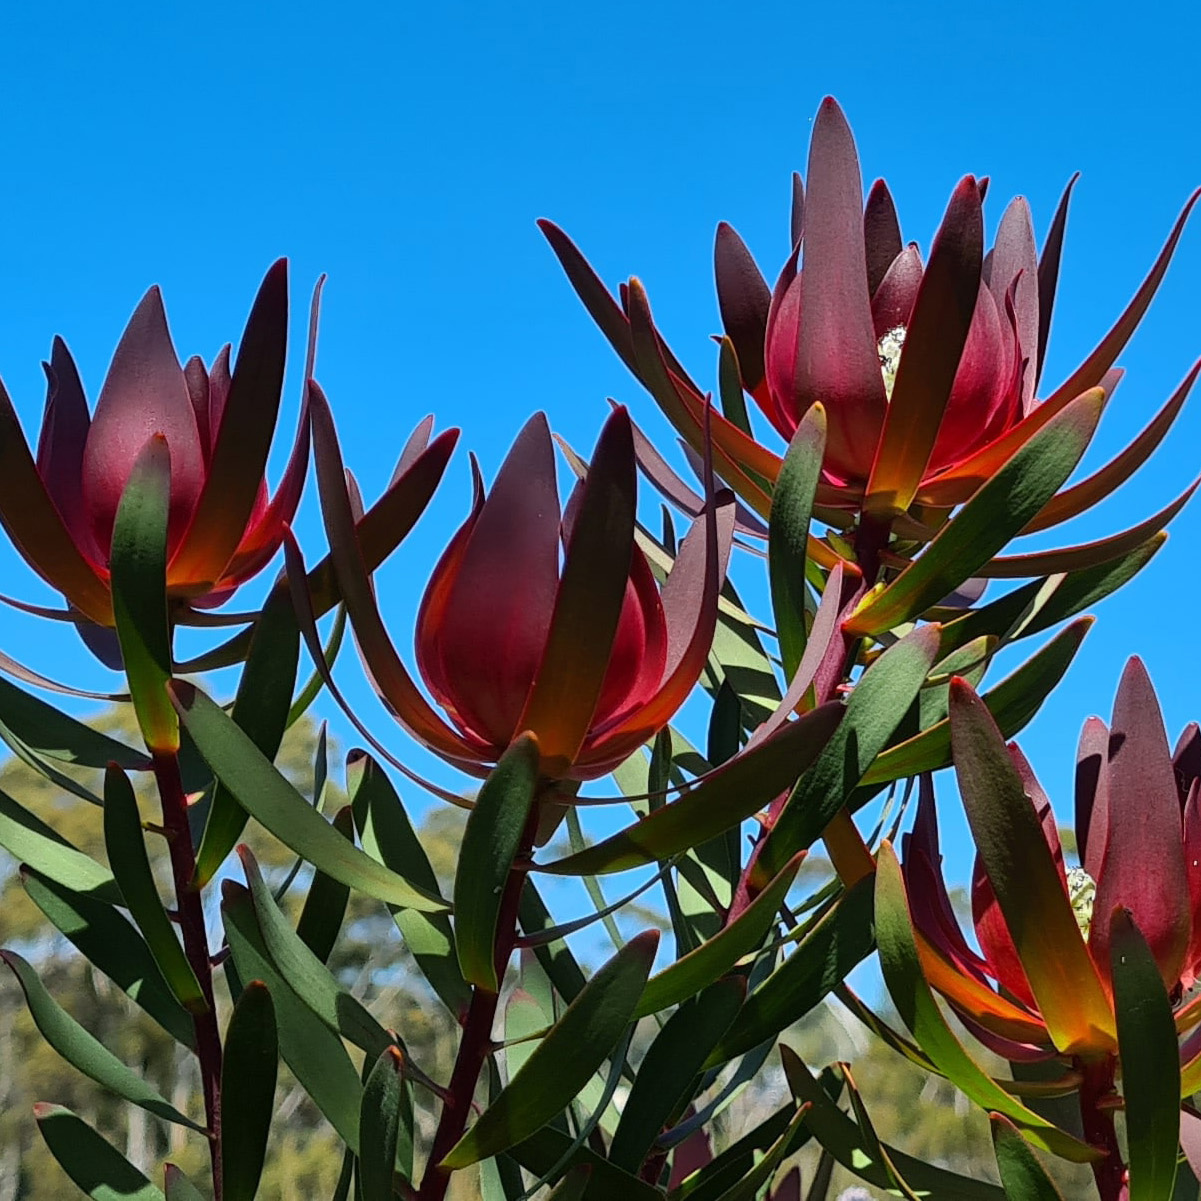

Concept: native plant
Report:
left=0, top=96, right=1197, bottom=1200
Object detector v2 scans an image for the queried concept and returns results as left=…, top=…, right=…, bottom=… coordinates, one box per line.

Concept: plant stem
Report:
left=419, top=809, right=539, bottom=1201
left=1078, top=1055, right=1125, bottom=1201
left=153, top=750, right=224, bottom=1200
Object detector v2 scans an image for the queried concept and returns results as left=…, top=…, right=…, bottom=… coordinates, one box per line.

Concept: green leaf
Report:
left=110, top=434, right=178, bottom=753
left=103, top=764, right=206, bottom=1012
left=540, top=704, right=843, bottom=876
left=238, top=846, right=393, bottom=1059
left=770, top=404, right=826, bottom=681
left=718, top=336, right=752, bottom=436
left=0, top=788, right=119, bottom=899
left=287, top=604, right=347, bottom=728
left=222, top=882, right=363, bottom=1150
left=845, top=389, right=1103, bottom=637
left=610, top=977, right=746, bottom=1172
left=874, top=843, right=1099, bottom=1162
left=194, top=579, right=300, bottom=886
left=861, top=618, right=1091, bottom=786
left=163, top=1165, right=206, bottom=1201
left=295, top=805, right=354, bottom=962
left=455, top=733, right=540, bottom=990
left=990, top=1114, right=1067, bottom=1201
left=0, top=673, right=148, bottom=769
left=510, top=1125, right=664, bottom=1199
left=21, top=867, right=195, bottom=1048
left=545, top=1166, right=593, bottom=1200
left=779, top=1046, right=1007, bottom=1200
left=519, top=881, right=588, bottom=1005
left=1112, top=909, right=1181, bottom=1201
left=1, top=950, right=201, bottom=1129
left=636, top=854, right=803, bottom=1018
left=706, top=877, right=875, bottom=1066
left=0, top=715, right=105, bottom=805
left=443, top=930, right=659, bottom=1168
left=711, top=1105, right=810, bottom=1201
left=949, top=680, right=1114, bottom=1056
left=348, top=751, right=470, bottom=1020
left=756, top=624, right=942, bottom=880
left=359, top=1047, right=406, bottom=1201
left=34, top=1103, right=166, bottom=1201
left=221, top=980, right=279, bottom=1201
left=172, top=681, right=447, bottom=912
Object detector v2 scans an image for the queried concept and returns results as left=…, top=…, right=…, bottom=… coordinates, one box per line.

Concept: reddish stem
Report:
left=1078, top=1055, right=1126, bottom=1201
left=153, top=751, right=224, bottom=1200
left=418, top=809, right=539, bottom=1201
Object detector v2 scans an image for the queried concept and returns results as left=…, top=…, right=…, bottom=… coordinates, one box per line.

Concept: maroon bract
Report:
left=0, top=260, right=306, bottom=625
left=312, top=398, right=734, bottom=780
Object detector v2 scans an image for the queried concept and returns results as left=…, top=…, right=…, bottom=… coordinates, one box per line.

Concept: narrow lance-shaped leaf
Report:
left=221, top=981, right=279, bottom=1201
left=348, top=750, right=470, bottom=1019
left=949, top=679, right=1115, bottom=1054
left=990, top=1114, right=1067, bottom=1201
left=172, top=681, right=447, bottom=912
left=442, top=930, right=660, bottom=1168
left=111, top=435, right=178, bottom=753
left=163, top=1166, right=207, bottom=1201
left=35, top=1104, right=166, bottom=1201
left=755, top=623, right=942, bottom=883
left=0, top=950, right=200, bottom=1130
left=1111, top=908, right=1180, bottom=1201
left=194, top=577, right=300, bottom=886
left=295, top=806, right=354, bottom=963
left=21, top=868, right=195, bottom=1048
left=360, top=1047, right=406, bottom=1201
left=769, top=403, right=826, bottom=681
left=705, top=876, right=876, bottom=1066
left=539, top=704, right=843, bottom=876
left=455, top=733, right=540, bottom=991
left=874, top=842, right=1100, bottom=1162
left=103, top=764, right=206, bottom=1013
left=610, top=977, right=746, bottom=1173
left=846, top=388, right=1104, bottom=638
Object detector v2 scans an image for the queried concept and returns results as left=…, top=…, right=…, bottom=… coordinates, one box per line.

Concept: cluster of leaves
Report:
left=0, top=95, right=1199, bottom=1201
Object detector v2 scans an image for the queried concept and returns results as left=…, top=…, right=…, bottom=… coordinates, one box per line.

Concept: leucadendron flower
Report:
left=0, top=261, right=310, bottom=627
left=311, top=397, right=734, bottom=780
left=542, top=97, right=1199, bottom=558
left=901, top=657, right=1201, bottom=1069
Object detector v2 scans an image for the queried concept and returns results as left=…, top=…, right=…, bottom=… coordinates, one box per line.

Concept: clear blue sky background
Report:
left=1, top=0, right=1199, bottom=894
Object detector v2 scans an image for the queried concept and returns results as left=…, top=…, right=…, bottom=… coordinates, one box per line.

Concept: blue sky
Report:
left=1, top=0, right=1199, bottom=893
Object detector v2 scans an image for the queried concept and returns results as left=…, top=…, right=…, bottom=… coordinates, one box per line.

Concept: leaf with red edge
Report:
left=518, top=408, right=637, bottom=774
left=1041, top=188, right=1200, bottom=412
left=875, top=842, right=1100, bottom=1161
left=538, top=702, right=843, bottom=875
left=715, top=222, right=771, bottom=393
left=1090, top=657, right=1191, bottom=990
left=981, top=476, right=1199, bottom=577
left=864, top=178, right=903, bottom=296
left=0, top=376, right=112, bottom=623
left=1022, top=360, right=1198, bottom=534
left=949, top=679, right=1115, bottom=1055
left=1034, top=174, right=1078, bottom=385
left=865, top=177, right=983, bottom=517
left=170, top=260, right=289, bottom=589
left=308, top=384, right=484, bottom=768
left=846, top=388, right=1102, bottom=638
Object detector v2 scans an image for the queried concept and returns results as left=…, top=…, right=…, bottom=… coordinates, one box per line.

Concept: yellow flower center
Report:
left=1066, top=866, right=1096, bottom=940
left=877, top=325, right=907, bottom=401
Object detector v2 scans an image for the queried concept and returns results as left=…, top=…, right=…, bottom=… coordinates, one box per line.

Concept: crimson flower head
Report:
left=0, top=261, right=307, bottom=627
left=542, top=96, right=1198, bottom=534
left=902, top=658, right=1201, bottom=1066
left=312, top=398, right=733, bottom=780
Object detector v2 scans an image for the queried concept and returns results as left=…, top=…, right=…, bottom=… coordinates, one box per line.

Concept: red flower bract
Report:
left=0, top=260, right=308, bottom=626
left=311, top=398, right=734, bottom=781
